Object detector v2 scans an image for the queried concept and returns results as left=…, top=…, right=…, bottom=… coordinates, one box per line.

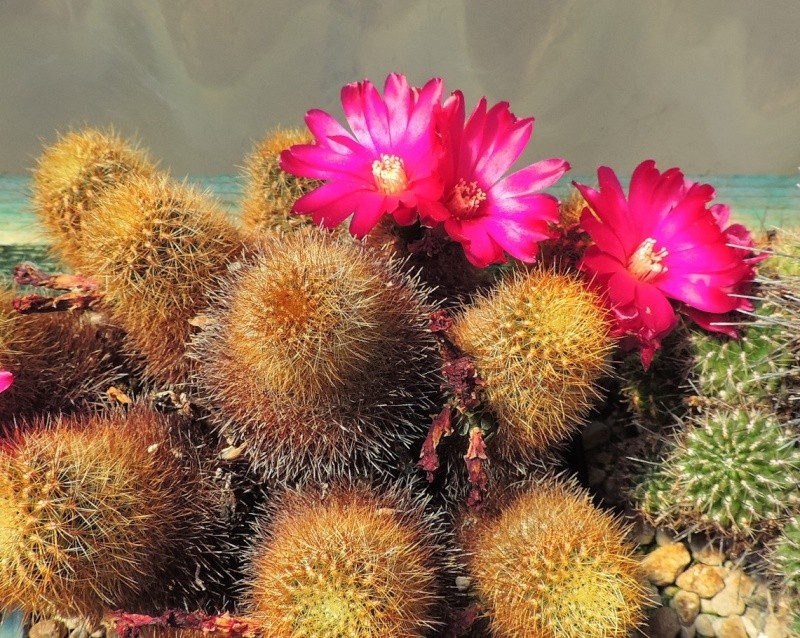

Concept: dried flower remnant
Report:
left=575, top=160, right=758, bottom=368
left=280, top=73, right=445, bottom=237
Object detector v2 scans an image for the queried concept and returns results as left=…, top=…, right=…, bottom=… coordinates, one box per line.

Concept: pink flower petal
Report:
left=0, top=370, right=12, bottom=394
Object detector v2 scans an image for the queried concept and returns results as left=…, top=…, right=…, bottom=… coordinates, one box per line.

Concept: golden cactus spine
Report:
left=190, top=228, right=440, bottom=482
left=0, top=406, right=217, bottom=618
left=243, top=484, right=449, bottom=638
left=463, top=478, right=647, bottom=638
left=32, top=128, right=158, bottom=270
left=240, top=127, right=320, bottom=235
left=451, top=268, right=615, bottom=462
left=80, top=174, right=242, bottom=386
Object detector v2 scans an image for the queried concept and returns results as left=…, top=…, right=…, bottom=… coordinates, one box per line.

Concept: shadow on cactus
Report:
left=191, top=228, right=440, bottom=482
left=32, top=128, right=158, bottom=270
left=637, top=407, right=800, bottom=539
left=0, top=406, right=221, bottom=619
left=462, top=477, right=647, bottom=638
left=243, top=483, right=451, bottom=638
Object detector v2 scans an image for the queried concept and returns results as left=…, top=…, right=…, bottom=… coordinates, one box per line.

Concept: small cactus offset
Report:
left=243, top=483, right=450, bottom=638
left=463, top=477, right=646, bottom=638
left=240, top=127, right=320, bottom=235
left=80, top=174, right=243, bottom=386
left=0, top=406, right=217, bottom=618
left=637, top=407, right=800, bottom=538
left=451, top=268, right=615, bottom=462
left=191, top=228, right=440, bottom=482
left=32, top=128, right=158, bottom=270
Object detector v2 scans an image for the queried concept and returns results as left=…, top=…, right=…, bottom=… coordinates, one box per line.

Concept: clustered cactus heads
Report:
left=240, top=127, right=320, bottom=235
left=243, top=483, right=449, bottom=638
left=32, top=128, right=158, bottom=270
left=462, top=477, right=646, bottom=638
left=770, top=514, right=800, bottom=594
left=0, top=287, right=121, bottom=421
left=638, top=407, right=800, bottom=539
left=192, top=228, right=439, bottom=482
left=80, top=174, right=242, bottom=386
left=0, top=406, right=213, bottom=618
left=452, top=268, right=615, bottom=462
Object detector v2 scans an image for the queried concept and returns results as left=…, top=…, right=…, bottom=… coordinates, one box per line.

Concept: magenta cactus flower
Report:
left=575, top=160, right=758, bottom=368
left=0, top=370, right=12, bottom=394
left=280, top=73, right=445, bottom=237
left=422, top=91, right=570, bottom=267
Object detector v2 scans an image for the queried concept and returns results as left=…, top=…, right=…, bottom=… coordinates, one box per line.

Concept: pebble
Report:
left=709, top=570, right=755, bottom=617
left=694, top=614, right=717, bottom=637
left=740, top=615, right=759, bottom=638
left=762, top=614, right=789, bottom=638
left=714, top=615, right=748, bottom=638
left=642, top=543, right=692, bottom=586
left=675, top=563, right=727, bottom=598
left=656, top=529, right=677, bottom=547
left=689, top=536, right=726, bottom=566
left=29, top=620, right=68, bottom=638
left=632, top=517, right=657, bottom=546
left=671, top=590, right=701, bottom=626
left=646, top=606, right=681, bottom=638
left=680, top=626, right=697, bottom=638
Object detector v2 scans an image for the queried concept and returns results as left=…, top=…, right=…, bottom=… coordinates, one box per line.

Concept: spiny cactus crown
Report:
left=640, top=408, right=800, bottom=537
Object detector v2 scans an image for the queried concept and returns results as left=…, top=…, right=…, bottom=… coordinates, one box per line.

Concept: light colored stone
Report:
left=582, top=420, right=611, bottom=450
left=690, top=535, right=726, bottom=566
left=656, top=529, right=678, bottom=546
left=714, top=615, right=748, bottom=638
left=671, top=589, right=701, bottom=625
left=664, top=585, right=680, bottom=599
left=29, top=620, right=68, bottom=638
left=680, top=626, right=696, bottom=638
left=676, top=563, right=727, bottom=598
left=740, top=615, right=759, bottom=638
left=642, top=543, right=692, bottom=586
left=646, top=606, right=681, bottom=638
left=700, top=598, right=714, bottom=613
left=709, top=570, right=755, bottom=617
left=695, top=613, right=717, bottom=637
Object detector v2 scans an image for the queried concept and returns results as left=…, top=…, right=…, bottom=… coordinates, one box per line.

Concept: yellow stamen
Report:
left=371, top=154, right=408, bottom=195
left=628, top=237, right=669, bottom=281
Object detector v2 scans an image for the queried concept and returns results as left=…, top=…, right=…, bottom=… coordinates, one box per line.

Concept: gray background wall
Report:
left=1, top=0, right=799, bottom=176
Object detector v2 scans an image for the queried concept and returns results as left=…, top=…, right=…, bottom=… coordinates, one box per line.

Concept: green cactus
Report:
left=637, top=408, right=800, bottom=538
left=772, top=515, right=800, bottom=594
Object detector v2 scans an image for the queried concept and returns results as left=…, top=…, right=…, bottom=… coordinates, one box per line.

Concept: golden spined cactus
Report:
left=0, top=406, right=216, bottom=619
left=463, top=478, right=647, bottom=638
left=32, top=128, right=158, bottom=269
left=81, top=174, right=242, bottom=387
left=191, top=228, right=440, bottom=483
left=240, top=127, right=320, bottom=235
left=243, top=484, right=449, bottom=638
left=451, top=269, right=615, bottom=462
left=0, top=288, right=122, bottom=421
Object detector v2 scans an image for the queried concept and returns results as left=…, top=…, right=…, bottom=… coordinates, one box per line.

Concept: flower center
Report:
left=371, top=154, right=408, bottom=195
left=445, top=178, right=487, bottom=219
left=628, top=237, right=669, bottom=281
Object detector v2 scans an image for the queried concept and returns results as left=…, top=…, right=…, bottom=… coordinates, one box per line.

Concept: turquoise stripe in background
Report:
left=1, top=174, right=799, bottom=262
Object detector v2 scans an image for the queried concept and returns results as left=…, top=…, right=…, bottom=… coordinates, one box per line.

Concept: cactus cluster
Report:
left=191, top=228, right=439, bottom=482
left=771, top=514, right=800, bottom=594
left=638, top=407, right=800, bottom=538
left=452, top=268, right=615, bottom=463
left=80, top=175, right=243, bottom=386
left=0, top=288, right=122, bottom=421
left=244, top=484, right=448, bottom=638
left=0, top=406, right=216, bottom=618
left=463, top=478, right=646, bottom=638
left=32, top=128, right=158, bottom=270
left=240, top=127, right=320, bottom=235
